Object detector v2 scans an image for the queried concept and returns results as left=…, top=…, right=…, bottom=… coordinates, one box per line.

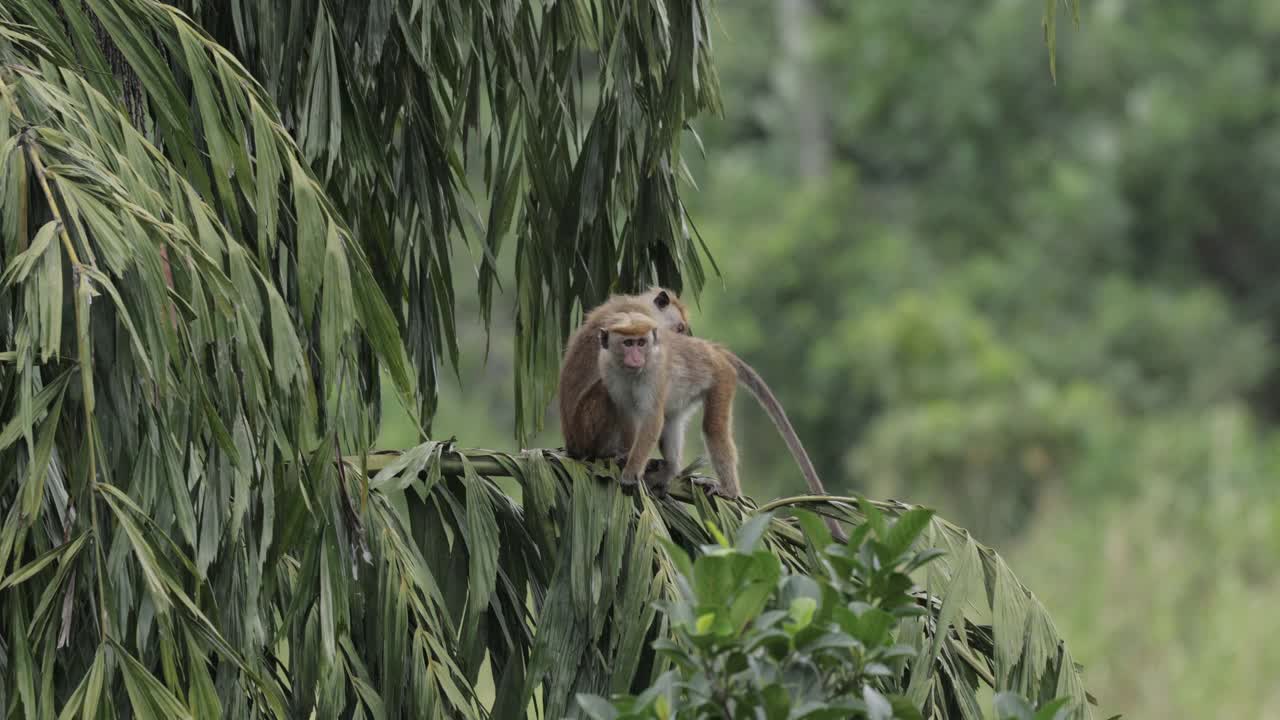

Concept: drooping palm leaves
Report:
left=357, top=446, right=1096, bottom=719
left=0, top=6, right=416, bottom=714
left=175, top=0, right=722, bottom=439
left=2, top=0, right=716, bottom=714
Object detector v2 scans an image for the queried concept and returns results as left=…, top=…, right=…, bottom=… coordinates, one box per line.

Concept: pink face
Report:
left=620, top=336, right=650, bottom=369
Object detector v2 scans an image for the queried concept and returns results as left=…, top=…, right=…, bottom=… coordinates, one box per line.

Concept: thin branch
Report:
left=756, top=494, right=860, bottom=515
left=20, top=138, right=84, bottom=268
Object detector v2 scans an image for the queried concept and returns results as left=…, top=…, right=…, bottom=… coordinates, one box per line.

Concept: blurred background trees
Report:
left=402, top=1, right=1280, bottom=716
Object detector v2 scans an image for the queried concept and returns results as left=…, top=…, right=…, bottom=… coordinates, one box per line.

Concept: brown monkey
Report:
left=558, top=288, right=691, bottom=461
left=598, top=312, right=848, bottom=541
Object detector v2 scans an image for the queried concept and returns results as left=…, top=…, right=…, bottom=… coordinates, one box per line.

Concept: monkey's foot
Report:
left=619, top=468, right=647, bottom=490
left=644, top=477, right=671, bottom=499
left=690, top=476, right=731, bottom=498
left=644, top=458, right=668, bottom=474
left=643, top=467, right=673, bottom=499
left=613, top=456, right=666, bottom=473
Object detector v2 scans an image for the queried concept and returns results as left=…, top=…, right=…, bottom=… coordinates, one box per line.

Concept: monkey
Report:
left=597, top=312, right=849, bottom=542
left=558, top=288, right=691, bottom=464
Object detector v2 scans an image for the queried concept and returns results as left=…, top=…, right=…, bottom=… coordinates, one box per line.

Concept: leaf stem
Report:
left=19, top=129, right=109, bottom=642
left=21, top=140, right=85, bottom=268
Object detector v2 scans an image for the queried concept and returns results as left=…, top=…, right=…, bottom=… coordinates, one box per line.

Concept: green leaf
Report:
left=888, top=695, right=924, bottom=720
left=793, top=508, right=833, bottom=552
left=0, top=219, right=57, bottom=286
left=0, top=531, right=85, bottom=591
left=576, top=694, right=620, bottom=720
left=863, top=497, right=888, bottom=540
left=19, top=370, right=67, bottom=521
left=727, top=572, right=776, bottom=632
left=863, top=687, right=893, bottom=720
left=290, top=157, right=325, bottom=326
left=1032, top=698, right=1072, bottom=720
left=787, top=596, right=817, bottom=630
left=115, top=642, right=195, bottom=720
left=882, top=508, right=935, bottom=559
left=9, top=600, right=37, bottom=716
left=82, top=644, right=107, bottom=720
left=461, top=459, right=500, bottom=621
left=850, top=607, right=894, bottom=649
left=734, top=511, right=775, bottom=553
left=100, top=487, right=172, bottom=616
left=319, top=534, right=337, bottom=662
left=995, top=692, right=1036, bottom=720
left=0, top=366, right=72, bottom=452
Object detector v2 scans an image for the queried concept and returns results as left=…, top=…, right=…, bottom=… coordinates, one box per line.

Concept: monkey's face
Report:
left=619, top=335, right=652, bottom=369
left=601, top=329, right=658, bottom=372
left=648, top=288, right=692, bottom=336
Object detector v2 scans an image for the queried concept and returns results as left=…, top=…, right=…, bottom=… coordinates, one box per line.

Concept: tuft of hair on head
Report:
left=606, top=312, right=658, bottom=337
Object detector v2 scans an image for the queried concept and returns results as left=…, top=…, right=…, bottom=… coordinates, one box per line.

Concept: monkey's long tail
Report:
left=726, top=353, right=850, bottom=543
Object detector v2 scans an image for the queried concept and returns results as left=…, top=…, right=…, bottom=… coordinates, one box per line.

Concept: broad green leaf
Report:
left=734, top=511, right=775, bottom=553
left=882, top=508, right=935, bottom=559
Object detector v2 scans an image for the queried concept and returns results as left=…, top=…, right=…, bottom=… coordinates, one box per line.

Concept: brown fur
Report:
left=598, top=325, right=739, bottom=494
left=559, top=289, right=690, bottom=460
left=599, top=323, right=849, bottom=542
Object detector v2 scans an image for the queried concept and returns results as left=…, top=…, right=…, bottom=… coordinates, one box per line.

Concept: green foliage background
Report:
left=387, top=1, right=1280, bottom=717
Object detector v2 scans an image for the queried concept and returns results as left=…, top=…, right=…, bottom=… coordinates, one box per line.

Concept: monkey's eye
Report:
left=622, top=339, right=634, bottom=347
left=637, top=338, right=646, bottom=347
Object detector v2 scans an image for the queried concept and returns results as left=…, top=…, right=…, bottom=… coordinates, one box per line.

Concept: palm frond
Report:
left=356, top=446, right=1096, bottom=719
left=0, top=8, right=468, bottom=715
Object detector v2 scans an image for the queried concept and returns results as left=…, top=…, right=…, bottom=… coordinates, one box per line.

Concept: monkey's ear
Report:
left=599, top=329, right=609, bottom=349
left=653, top=290, right=670, bottom=309
left=651, top=329, right=660, bottom=344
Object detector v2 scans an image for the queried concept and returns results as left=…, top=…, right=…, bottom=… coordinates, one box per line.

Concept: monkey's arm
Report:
left=621, top=389, right=666, bottom=488
left=562, top=381, right=618, bottom=458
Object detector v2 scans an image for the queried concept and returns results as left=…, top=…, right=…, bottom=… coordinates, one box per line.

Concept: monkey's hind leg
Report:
left=701, top=371, right=741, bottom=499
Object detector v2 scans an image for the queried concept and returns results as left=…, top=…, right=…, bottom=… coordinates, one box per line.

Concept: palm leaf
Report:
left=0, top=5, right=457, bottom=714
left=355, top=446, right=1096, bottom=719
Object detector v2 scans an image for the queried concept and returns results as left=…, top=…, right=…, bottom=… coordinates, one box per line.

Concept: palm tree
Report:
left=0, top=1, right=1090, bottom=717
